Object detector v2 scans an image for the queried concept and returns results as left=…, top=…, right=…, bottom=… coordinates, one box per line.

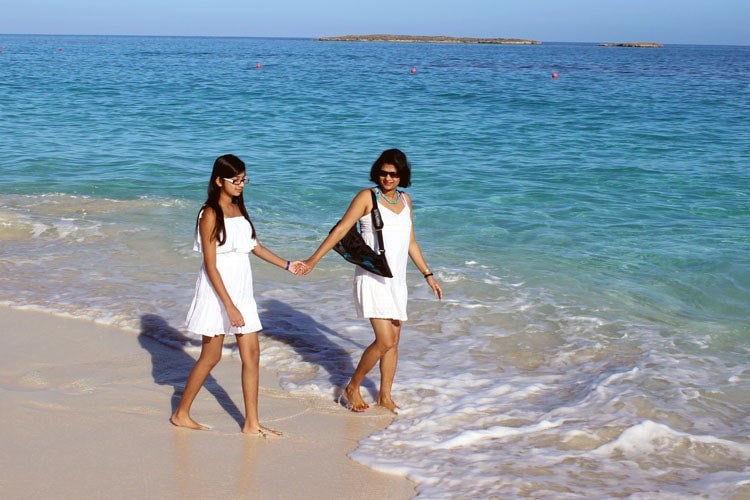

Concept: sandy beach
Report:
left=0, top=306, right=416, bottom=499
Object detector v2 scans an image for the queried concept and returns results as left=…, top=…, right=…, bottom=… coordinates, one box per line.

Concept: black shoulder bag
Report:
left=330, top=190, right=393, bottom=278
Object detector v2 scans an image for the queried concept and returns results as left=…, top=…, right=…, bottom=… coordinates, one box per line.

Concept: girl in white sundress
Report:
left=303, top=149, right=443, bottom=413
left=170, top=154, right=307, bottom=436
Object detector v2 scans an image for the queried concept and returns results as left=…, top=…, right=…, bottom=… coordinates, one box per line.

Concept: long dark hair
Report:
left=196, top=154, right=256, bottom=246
left=369, top=148, right=412, bottom=187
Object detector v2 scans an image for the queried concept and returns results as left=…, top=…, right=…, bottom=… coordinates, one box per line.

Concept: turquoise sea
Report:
left=1, top=35, right=749, bottom=497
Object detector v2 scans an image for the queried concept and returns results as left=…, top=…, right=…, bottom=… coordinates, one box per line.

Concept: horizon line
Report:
left=1, top=32, right=747, bottom=47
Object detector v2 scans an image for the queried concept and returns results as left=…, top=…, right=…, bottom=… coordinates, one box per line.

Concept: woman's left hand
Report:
left=426, top=276, right=443, bottom=300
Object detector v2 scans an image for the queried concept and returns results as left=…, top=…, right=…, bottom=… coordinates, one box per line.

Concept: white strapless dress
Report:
left=185, top=215, right=262, bottom=336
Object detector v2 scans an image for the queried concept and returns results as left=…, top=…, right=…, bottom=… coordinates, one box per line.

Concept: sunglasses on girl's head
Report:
left=223, top=177, right=249, bottom=185
left=379, top=170, right=400, bottom=178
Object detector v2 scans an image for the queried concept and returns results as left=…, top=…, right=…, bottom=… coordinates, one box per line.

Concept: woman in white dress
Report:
left=303, top=149, right=442, bottom=412
left=171, top=154, right=306, bottom=436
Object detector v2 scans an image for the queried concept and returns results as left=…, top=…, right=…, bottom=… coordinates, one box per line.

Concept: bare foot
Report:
left=243, top=425, right=283, bottom=438
left=377, top=398, right=400, bottom=414
left=170, top=413, right=209, bottom=430
left=344, top=385, right=370, bottom=412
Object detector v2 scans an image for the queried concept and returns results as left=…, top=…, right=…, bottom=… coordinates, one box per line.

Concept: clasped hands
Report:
left=286, top=259, right=314, bottom=276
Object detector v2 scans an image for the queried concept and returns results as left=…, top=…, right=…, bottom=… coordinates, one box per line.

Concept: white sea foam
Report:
left=593, top=420, right=750, bottom=460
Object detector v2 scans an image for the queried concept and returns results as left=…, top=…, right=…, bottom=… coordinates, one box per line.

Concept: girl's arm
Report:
left=303, top=189, right=372, bottom=271
left=251, top=240, right=306, bottom=274
left=404, top=193, right=443, bottom=300
left=199, top=207, right=246, bottom=327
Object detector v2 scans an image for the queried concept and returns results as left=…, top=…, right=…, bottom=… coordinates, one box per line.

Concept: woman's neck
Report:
left=219, top=196, right=240, bottom=216
left=377, top=187, right=400, bottom=205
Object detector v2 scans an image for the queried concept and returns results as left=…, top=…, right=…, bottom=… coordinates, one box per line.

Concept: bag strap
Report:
left=370, top=190, right=386, bottom=255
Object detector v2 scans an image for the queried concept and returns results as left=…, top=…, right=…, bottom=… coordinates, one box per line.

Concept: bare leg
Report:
left=378, top=320, right=401, bottom=412
left=171, top=335, right=225, bottom=429
left=237, top=333, right=281, bottom=437
left=344, top=318, right=399, bottom=412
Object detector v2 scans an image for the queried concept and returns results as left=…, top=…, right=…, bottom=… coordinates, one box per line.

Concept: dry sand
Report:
left=0, top=306, right=416, bottom=499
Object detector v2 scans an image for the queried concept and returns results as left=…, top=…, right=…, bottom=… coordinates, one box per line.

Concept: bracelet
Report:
left=285, top=260, right=290, bottom=270
left=423, top=272, right=434, bottom=279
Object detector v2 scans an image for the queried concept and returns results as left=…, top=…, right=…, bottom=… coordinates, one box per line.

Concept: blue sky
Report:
left=2, top=0, right=748, bottom=45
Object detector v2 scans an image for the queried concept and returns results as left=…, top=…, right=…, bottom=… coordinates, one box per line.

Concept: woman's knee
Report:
left=197, top=350, right=222, bottom=367
left=197, top=337, right=223, bottom=364
left=240, top=348, right=260, bottom=365
left=375, top=336, right=398, bottom=353
left=236, top=335, right=260, bottom=364
left=371, top=319, right=401, bottom=352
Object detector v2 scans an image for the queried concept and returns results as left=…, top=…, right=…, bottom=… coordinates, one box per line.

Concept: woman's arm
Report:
left=198, top=208, right=246, bottom=327
left=404, top=193, right=443, bottom=300
left=303, top=189, right=373, bottom=271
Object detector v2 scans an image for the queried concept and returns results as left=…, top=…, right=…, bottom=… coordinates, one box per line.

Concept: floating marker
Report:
left=256, top=62, right=262, bottom=69
left=410, top=67, right=417, bottom=74
left=551, top=72, right=559, bottom=79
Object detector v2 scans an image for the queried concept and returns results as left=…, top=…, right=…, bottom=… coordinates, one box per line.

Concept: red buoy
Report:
left=551, top=72, right=559, bottom=79
left=410, top=67, right=417, bottom=74
left=256, top=62, right=262, bottom=69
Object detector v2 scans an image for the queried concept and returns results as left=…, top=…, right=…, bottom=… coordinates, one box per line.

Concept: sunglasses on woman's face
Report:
left=379, top=170, right=400, bottom=178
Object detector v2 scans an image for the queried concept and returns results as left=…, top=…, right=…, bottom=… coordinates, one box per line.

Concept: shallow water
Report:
left=1, top=35, right=749, bottom=497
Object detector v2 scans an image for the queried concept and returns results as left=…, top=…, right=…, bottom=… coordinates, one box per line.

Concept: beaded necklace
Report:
left=376, top=188, right=400, bottom=205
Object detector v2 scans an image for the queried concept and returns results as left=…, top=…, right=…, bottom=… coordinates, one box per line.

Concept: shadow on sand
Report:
left=260, top=298, right=378, bottom=402
left=137, top=314, right=244, bottom=428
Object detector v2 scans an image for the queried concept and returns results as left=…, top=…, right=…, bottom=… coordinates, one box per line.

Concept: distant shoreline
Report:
left=316, top=34, right=541, bottom=45
left=598, top=42, right=664, bottom=48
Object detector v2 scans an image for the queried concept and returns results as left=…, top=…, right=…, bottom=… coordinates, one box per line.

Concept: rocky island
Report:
left=598, top=42, right=663, bottom=48
left=317, top=34, right=540, bottom=45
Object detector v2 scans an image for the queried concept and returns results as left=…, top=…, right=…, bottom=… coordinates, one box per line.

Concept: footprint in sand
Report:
left=18, top=370, right=49, bottom=389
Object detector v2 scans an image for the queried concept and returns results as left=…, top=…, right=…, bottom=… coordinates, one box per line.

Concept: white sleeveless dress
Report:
left=354, top=192, right=412, bottom=320
left=185, top=214, right=262, bottom=336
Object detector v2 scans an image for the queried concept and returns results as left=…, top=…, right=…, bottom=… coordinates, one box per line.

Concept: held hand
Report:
left=287, top=260, right=309, bottom=276
left=298, top=259, right=315, bottom=276
left=426, top=276, right=443, bottom=300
